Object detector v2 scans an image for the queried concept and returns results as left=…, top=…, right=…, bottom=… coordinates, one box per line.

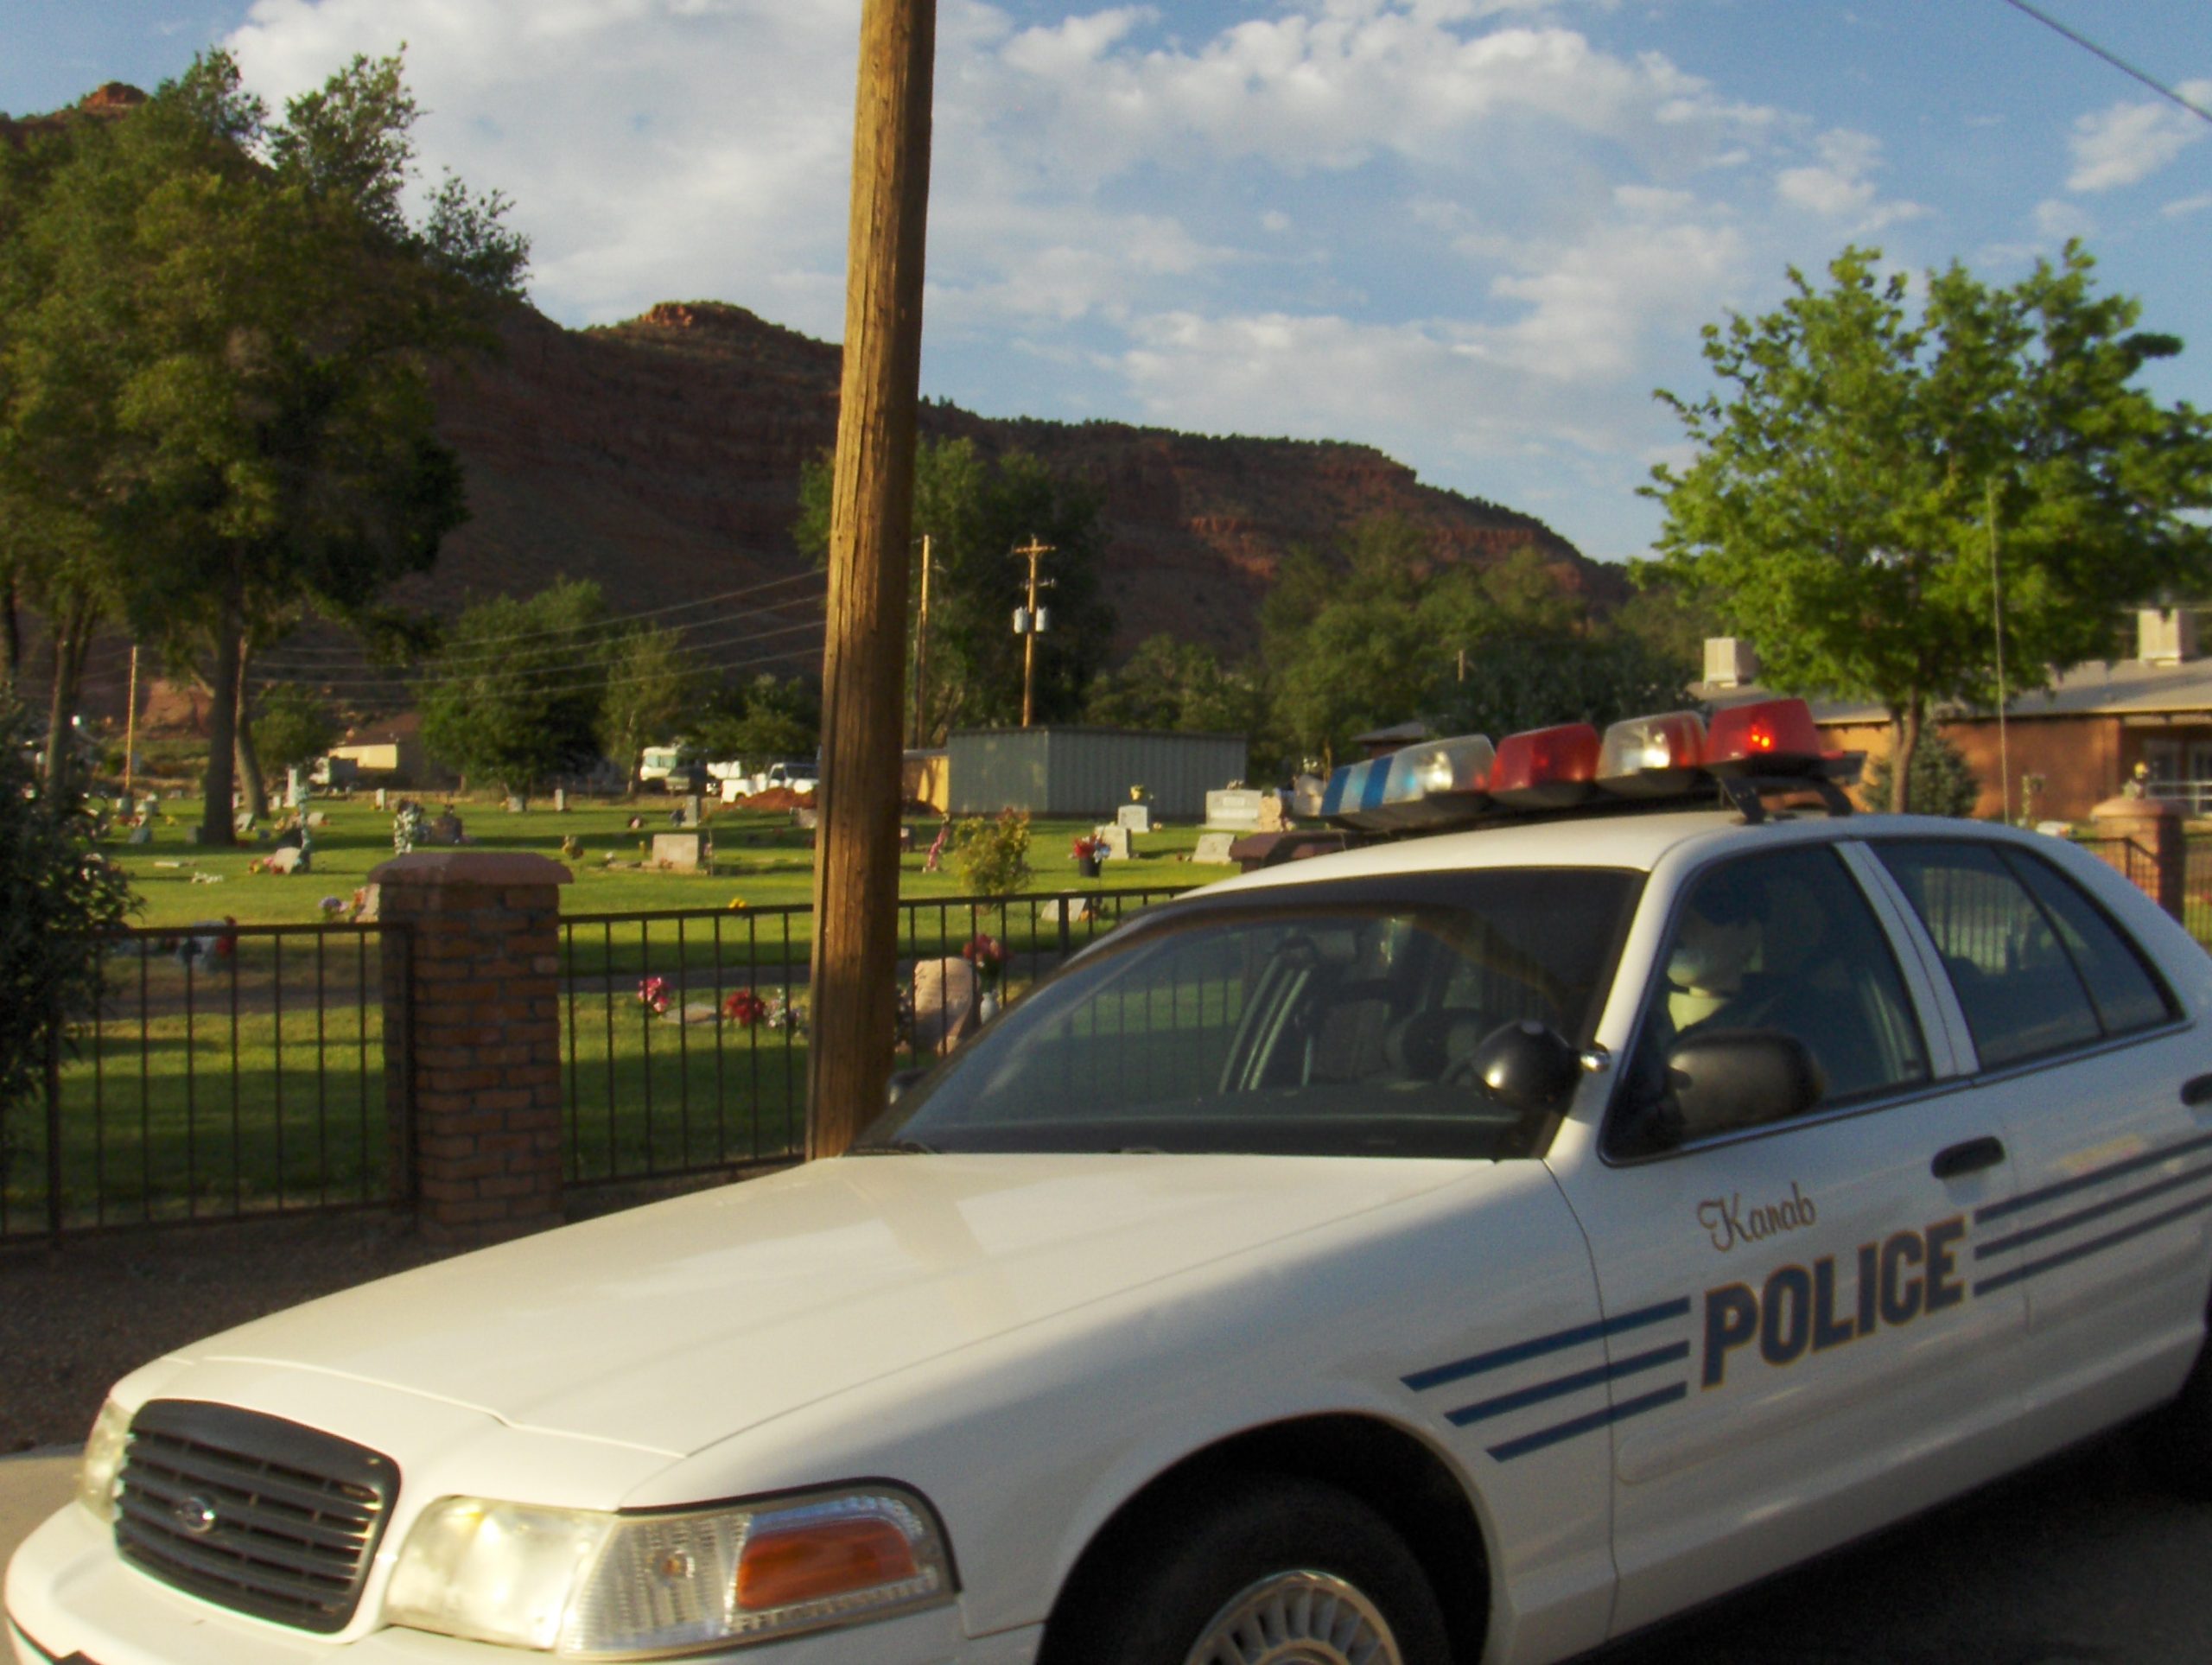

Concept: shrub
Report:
left=1864, top=729, right=1981, bottom=817
left=1, top=702, right=135, bottom=1180
left=950, top=808, right=1033, bottom=896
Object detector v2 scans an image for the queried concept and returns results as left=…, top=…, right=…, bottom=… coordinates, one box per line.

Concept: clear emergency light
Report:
left=1595, top=711, right=1707, bottom=797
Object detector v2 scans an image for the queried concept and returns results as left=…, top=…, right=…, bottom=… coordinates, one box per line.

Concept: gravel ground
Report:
left=0, top=1213, right=467, bottom=1452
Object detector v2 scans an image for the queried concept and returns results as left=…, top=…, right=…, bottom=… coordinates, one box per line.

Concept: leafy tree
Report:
left=1427, top=631, right=1692, bottom=743
left=799, top=437, right=1116, bottom=738
left=598, top=624, right=700, bottom=792
left=1642, top=243, right=2212, bottom=811
left=1, top=50, right=527, bottom=842
left=0, top=702, right=132, bottom=1179
left=1084, top=635, right=1262, bottom=739
left=419, top=580, right=607, bottom=798
left=950, top=809, right=1032, bottom=897
left=249, top=682, right=339, bottom=777
left=696, top=672, right=820, bottom=764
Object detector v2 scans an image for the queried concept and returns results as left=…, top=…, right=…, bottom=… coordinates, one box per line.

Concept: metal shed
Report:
left=947, top=728, right=1249, bottom=818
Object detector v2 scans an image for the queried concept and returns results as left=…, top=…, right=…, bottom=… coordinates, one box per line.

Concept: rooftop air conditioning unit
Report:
left=2138, top=607, right=2197, bottom=665
left=1703, top=637, right=1760, bottom=689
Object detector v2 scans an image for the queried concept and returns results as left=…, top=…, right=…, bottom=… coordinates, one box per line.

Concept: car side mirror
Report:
left=1663, top=1029, right=1823, bottom=1139
left=1466, top=1020, right=1582, bottom=1115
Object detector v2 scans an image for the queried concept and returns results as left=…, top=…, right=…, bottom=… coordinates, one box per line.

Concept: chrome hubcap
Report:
left=1183, top=1570, right=1401, bottom=1665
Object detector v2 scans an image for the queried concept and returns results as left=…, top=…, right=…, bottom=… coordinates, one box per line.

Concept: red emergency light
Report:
left=1706, top=697, right=1825, bottom=777
left=1489, top=722, right=1600, bottom=809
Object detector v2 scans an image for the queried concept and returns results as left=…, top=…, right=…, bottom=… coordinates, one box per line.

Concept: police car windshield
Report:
left=868, top=870, right=1639, bottom=1160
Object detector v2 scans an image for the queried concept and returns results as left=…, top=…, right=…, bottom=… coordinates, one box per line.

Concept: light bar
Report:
left=1359, top=735, right=1496, bottom=829
left=1319, top=758, right=1386, bottom=822
left=1596, top=711, right=1707, bottom=798
left=1707, top=697, right=1824, bottom=777
left=1489, top=723, right=1599, bottom=810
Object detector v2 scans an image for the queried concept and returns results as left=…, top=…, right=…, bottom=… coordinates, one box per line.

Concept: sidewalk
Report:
left=0, top=1447, right=76, bottom=1570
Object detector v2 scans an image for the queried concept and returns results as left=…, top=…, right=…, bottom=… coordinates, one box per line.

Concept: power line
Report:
left=243, top=617, right=828, bottom=694
left=247, top=569, right=830, bottom=664
left=1994, top=0, right=2212, bottom=124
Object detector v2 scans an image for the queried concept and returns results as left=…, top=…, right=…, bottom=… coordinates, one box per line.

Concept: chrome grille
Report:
left=114, top=1400, right=397, bottom=1633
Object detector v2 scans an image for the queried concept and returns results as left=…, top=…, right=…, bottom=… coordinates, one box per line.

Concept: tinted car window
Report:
left=1872, top=840, right=2119, bottom=1069
left=2002, top=850, right=2173, bottom=1034
left=1615, top=845, right=1927, bottom=1148
left=867, top=870, right=1638, bottom=1160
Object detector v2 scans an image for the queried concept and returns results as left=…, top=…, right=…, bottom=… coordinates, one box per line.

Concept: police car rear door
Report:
left=1866, top=834, right=2212, bottom=1448
left=1545, top=837, right=2029, bottom=1639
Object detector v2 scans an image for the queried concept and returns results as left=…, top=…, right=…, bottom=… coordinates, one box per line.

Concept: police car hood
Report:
left=174, top=1153, right=1479, bottom=1456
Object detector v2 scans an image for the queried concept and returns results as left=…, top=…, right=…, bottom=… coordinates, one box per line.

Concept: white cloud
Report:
left=1773, top=128, right=1925, bottom=230
left=2033, top=197, right=2094, bottom=241
left=2067, top=81, right=2212, bottom=192
left=2164, top=193, right=2212, bottom=219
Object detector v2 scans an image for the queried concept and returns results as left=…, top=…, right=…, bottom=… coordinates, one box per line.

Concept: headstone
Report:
left=1047, top=896, right=1091, bottom=928
left=1099, top=824, right=1132, bottom=861
left=652, top=831, right=706, bottom=873
left=912, top=956, right=981, bottom=1056
left=306, top=810, right=328, bottom=829
left=554, top=789, right=569, bottom=813
left=375, top=787, right=389, bottom=811
left=234, top=810, right=257, bottom=835
left=795, top=807, right=820, bottom=830
left=1205, top=789, right=1264, bottom=831
left=433, top=810, right=466, bottom=845
left=1116, top=804, right=1152, bottom=834
left=1289, top=774, right=1326, bottom=818
left=126, top=823, right=152, bottom=845
left=285, top=766, right=304, bottom=809
left=185, top=826, right=207, bottom=845
left=682, top=794, right=703, bottom=828
left=1193, top=831, right=1237, bottom=865
left=265, top=845, right=307, bottom=875
left=1256, top=793, right=1290, bottom=832
left=506, top=795, right=526, bottom=814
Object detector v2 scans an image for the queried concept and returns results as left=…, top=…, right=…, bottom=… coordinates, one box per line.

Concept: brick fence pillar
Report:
left=370, top=852, right=572, bottom=1241
left=2089, top=792, right=2184, bottom=921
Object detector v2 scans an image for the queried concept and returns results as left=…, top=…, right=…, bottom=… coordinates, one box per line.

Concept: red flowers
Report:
left=722, top=988, right=769, bottom=1026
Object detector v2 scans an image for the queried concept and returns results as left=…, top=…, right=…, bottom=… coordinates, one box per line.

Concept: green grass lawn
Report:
left=95, top=793, right=1234, bottom=928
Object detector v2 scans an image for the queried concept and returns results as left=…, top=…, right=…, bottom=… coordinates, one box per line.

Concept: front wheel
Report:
left=1048, top=1476, right=1452, bottom=1665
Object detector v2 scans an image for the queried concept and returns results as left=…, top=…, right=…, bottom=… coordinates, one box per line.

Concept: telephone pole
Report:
left=1012, top=535, right=1054, bottom=728
left=910, top=533, right=933, bottom=749
left=806, top=0, right=936, bottom=1160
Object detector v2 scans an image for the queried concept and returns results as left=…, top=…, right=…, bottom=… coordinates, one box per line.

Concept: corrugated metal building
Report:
left=948, top=728, right=1248, bottom=818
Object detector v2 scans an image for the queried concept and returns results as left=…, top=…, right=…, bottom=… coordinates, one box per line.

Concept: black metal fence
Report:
left=2187, top=836, right=2212, bottom=944
left=558, top=887, right=1198, bottom=1189
left=1, top=922, right=404, bottom=1241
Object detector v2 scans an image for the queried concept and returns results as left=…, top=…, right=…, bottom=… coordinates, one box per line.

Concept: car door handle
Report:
left=2182, top=1075, right=2212, bottom=1108
left=1932, top=1136, right=2006, bottom=1179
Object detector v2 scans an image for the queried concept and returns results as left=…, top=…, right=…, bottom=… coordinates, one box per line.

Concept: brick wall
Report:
left=370, top=852, right=572, bottom=1241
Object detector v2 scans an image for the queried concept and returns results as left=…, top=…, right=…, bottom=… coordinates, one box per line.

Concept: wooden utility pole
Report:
left=1013, top=535, right=1054, bottom=728
left=122, top=644, right=140, bottom=799
left=806, top=0, right=937, bottom=1160
left=911, top=533, right=933, bottom=749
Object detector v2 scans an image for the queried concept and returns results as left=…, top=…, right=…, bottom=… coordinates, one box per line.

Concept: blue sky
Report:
left=6, top=0, right=2207, bottom=569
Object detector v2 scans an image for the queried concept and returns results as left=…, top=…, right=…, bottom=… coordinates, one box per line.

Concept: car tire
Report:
left=1049, top=1475, right=1452, bottom=1665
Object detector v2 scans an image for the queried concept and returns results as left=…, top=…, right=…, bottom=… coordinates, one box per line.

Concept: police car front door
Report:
left=1547, top=843, right=2029, bottom=1637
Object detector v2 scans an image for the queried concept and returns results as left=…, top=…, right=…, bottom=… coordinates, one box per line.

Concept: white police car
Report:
left=12, top=697, right=2212, bottom=1665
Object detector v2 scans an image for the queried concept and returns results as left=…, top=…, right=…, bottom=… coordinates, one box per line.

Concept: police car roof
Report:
left=1196, top=805, right=1922, bottom=898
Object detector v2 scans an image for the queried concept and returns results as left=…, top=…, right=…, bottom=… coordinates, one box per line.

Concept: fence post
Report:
left=2090, top=792, right=2184, bottom=921
left=369, top=852, right=573, bottom=1242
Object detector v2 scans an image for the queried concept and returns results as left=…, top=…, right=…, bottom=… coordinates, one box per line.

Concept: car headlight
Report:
left=76, top=1399, right=131, bottom=1524
left=385, top=1484, right=954, bottom=1656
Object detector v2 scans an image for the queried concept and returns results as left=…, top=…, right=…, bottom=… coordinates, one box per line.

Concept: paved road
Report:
left=5, top=1432, right=2209, bottom=1658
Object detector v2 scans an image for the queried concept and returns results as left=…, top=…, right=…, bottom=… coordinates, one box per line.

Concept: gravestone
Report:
left=374, top=787, right=388, bottom=810
left=126, top=823, right=152, bottom=846
left=554, top=789, right=569, bottom=813
left=652, top=831, right=706, bottom=873
left=285, top=766, right=305, bottom=809
left=305, top=810, right=328, bottom=829
left=1193, top=831, right=1236, bottom=865
left=1256, top=793, right=1290, bottom=832
left=234, top=810, right=257, bottom=835
left=1047, top=896, right=1091, bottom=928
left=505, top=795, right=526, bottom=814
left=1116, top=804, right=1152, bottom=834
left=682, top=794, right=703, bottom=828
left=912, top=956, right=981, bottom=1056
left=266, top=845, right=308, bottom=875
left=1098, top=824, right=1132, bottom=861
left=1289, top=774, right=1326, bottom=818
left=1205, top=789, right=1263, bottom=831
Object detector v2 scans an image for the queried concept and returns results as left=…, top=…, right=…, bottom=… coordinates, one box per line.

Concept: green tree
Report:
left=0, top=702, right=132, bottom=1179
left=696, top=672, right=820, bottom=764
left=2, top=50, right=526, bottom=842
left=1864, top=728, right=1981, bottom=819
left=419, top=580, right=608, bottom=798
left=1428, top=632, right=1693, bottom=744
left=799, top=437, right=1116, bottom=738
left=1084, top=635, right=1262, bottom=740
left=598, top=624, right=700, bottom=793
left=1642, top=243, right=2212, bottom=811
left=249, top=682, right=339, bottom=778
